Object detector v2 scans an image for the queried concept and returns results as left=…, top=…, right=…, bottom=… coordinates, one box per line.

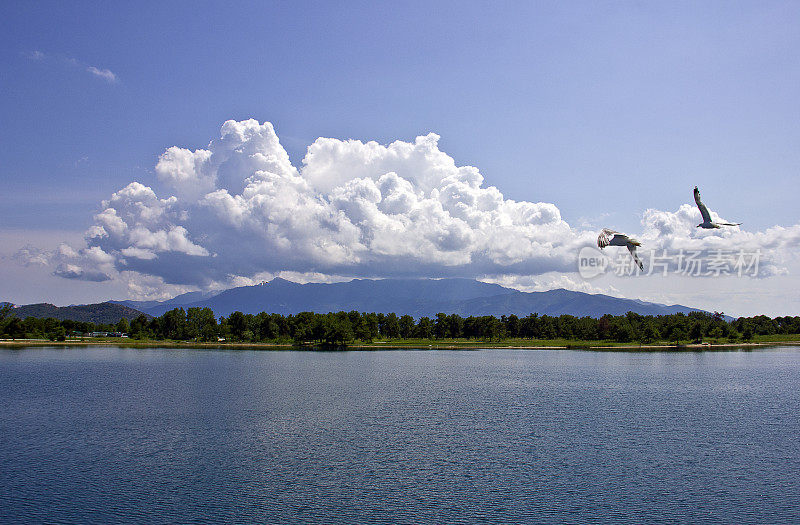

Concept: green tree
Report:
left=539, top=316, right=556, bottom=340
left=382, top=313, right=400, bottom=338
left=262, top=314, right=277, bottom=340
left=504, top=314, right=520, bottom=338
left=115, top=318, right=130, bottom=334
left=5, top=317, right=24, bottom=339
left=187, top=307, right=217, bottom=341
left=640, top=321, right=660, bottom=344
left=434, top=313, right=448, bottom=339
left=708, top=326, right=724, bottom=341
left=615, top=323, right=634, bottom=343
left=130, top=314, right=150, bottom=339
left=447, top=314, right=464, bottom=339
left=689, top=322, right=703, bottom=343
left=415, top=317, right=434, bottom=339
left=362, top=313, right=380, bottom=341
left=48, top=325, right=66, bottom=342
left=399, top=315, right=415, bottom=339
left=292, top=312, right=315, bottom=344
left=322, top=314, right=353, bottom=345
left=159, top=308, right=187, bottom=340
left=228, top=311, right=247, bottom=341
left=670, top=325, right=688, bottom=345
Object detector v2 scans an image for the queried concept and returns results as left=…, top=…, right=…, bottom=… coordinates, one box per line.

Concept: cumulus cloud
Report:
left=13, top=243, right=114, bottom=282
left=35, top=119, right=800, bottom=294
left=53, top=263, right=112, bottom=282
left=13, top=245, right=50, bottom=267
left=638, top=205, right=800, bottom=276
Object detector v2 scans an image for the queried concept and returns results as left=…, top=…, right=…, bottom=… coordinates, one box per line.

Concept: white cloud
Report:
left=24, top=50, right=118, bottom=83
left=31, top=119, right=800, bottom=300
left=53, top=263, right=111, bottom=282
left=638, top=205, right=800, bottom=277
left=480, top=273, right=622, bottom=296
left=155, top=146, right=215, bottom=199
left=86, top=66, right=117, bottom=83
left=13, top=245, right=113, bottom=283
left=12, top=245, right=50, bottom=266
left=117, top=271, right=197, bottom=301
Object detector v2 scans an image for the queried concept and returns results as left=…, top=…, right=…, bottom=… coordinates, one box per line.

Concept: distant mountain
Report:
left=111, top=290, right=221, bottom=317
left=141, top=278, right=707, bottom=318
left=448, top=289, right=705, bottom=318
left=9, top=302, right=149, bottom=324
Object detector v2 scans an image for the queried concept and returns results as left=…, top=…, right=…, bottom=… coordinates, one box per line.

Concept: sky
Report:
left=1, top=1, right=799, bottom=316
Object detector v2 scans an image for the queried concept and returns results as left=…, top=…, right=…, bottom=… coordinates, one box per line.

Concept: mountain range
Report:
left=6, top=302, right=148, bottom=324
left=112, top=278, right=707, bottom=319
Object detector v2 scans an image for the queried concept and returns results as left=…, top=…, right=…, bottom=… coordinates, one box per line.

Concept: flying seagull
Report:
left=694, top=186, right=741, bottom=229
left=597, top=228, right=644, bottom=271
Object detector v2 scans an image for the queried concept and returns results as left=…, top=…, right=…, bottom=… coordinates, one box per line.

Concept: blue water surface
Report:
left=1, top=346, right=799, bottom=524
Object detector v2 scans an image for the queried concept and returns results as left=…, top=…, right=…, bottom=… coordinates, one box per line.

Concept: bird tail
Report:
left=628, top=238, right=641, bottom=246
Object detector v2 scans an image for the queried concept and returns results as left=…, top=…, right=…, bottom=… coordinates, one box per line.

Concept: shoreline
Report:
left=2, top=339, right=799, bottom=351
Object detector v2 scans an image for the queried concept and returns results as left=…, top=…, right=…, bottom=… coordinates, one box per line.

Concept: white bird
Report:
left=694, top=186, right=741, bottom=229
left=597, top=228, right=644, bottom=271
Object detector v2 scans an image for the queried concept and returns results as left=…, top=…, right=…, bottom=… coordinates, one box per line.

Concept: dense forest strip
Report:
left=2, top=304, right=799, bottom=346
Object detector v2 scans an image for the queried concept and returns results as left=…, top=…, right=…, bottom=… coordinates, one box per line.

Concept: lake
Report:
left=1, top=346, right=799, bottom=524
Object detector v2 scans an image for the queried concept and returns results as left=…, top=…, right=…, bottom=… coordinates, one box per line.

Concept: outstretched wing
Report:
left=694, top=186, right=712, bottom=223
left=718, top=222, right=742, bottom=226
left=627, top=244, right=644, bottom=271
left=597, top=228, right=619, bottom=248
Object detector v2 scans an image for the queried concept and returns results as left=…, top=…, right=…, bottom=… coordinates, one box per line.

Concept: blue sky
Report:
left=2, top=1, right=800, bottom=315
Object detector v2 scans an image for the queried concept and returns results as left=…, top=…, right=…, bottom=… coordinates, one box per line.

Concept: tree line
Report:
left=3, top=303, right=800, bottom=345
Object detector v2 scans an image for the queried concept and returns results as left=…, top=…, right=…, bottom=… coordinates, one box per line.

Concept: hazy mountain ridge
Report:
left=450, top=290, right=705, bottom=318
left=128, top=278, right=706, bottom=318
left=7, top=279, right=711, bottom=323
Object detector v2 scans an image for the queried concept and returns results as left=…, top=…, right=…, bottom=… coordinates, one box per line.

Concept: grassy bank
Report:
left=3, top=334, right=800, bottom=350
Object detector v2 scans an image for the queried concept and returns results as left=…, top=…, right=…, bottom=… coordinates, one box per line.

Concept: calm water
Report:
left=1, top=347, right=799, bottom=524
